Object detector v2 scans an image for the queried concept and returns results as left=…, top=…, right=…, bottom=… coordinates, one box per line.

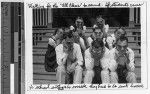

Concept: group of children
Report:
left=45, top=16, right=137, bottom=84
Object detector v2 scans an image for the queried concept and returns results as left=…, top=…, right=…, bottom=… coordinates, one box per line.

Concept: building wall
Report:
left=33, top=8, right=140, bottom=28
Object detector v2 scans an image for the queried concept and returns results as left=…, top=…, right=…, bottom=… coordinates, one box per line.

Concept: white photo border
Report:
left=25, top=0, right=148, bottom=94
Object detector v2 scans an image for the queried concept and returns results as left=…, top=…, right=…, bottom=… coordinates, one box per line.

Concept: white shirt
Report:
left=93, top=24, right=109, bottom=33
left=84, top=47, right=113, bottom=70
left=106, top=34, right=116, bottom=45
left=87, top=37, right=106, bottom=47
left=48, top=38, right=56, bottom=47
left=79, top=37, right=86, bottom=51
left=87, top=37, right=93, bottom=47
left=109, top=47, right=135, bottom=72
left=55, top=43, right=83, bottom=66
left=70, top=25, right=86, bottom=31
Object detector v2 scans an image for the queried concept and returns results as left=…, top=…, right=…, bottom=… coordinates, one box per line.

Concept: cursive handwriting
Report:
left=28, top=83, right=144, bottom=91
left=130, top=84, right=144, bottom=88
left=27, top=2, right=144, bottom=8
left=105, top=2, right=129, bottom=7
left=28, top=3, right=45, bottom=9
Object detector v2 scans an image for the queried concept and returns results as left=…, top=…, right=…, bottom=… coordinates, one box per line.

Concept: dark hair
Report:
left=53, top=27, right=65, bottom=35
left=114, top=27, right=126, bottom=35
left=96, top=15, right=102, bottom=19
left=92, top=27, right=103, bottom=32
left=116, top=36, right=128, bottom=43
left=96, top=15, right=105, bottom=23
left=91, top=38, right=104, bottom=48
left=76, top=17, right=83, bottom=22
left=53, top=28, right=58, bottom=35
left=62, top=30, right=73, bottom=39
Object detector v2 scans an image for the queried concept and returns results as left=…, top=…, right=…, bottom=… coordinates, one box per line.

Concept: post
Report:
left=47, top=8, right=53, bottom=28
left=129, top=8, right=135, bottom=27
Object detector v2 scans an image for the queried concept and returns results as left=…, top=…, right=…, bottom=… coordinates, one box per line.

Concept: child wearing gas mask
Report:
left=55, top=29, right=83, bottom=84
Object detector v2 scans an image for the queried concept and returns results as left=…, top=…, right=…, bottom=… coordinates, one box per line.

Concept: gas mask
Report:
left=91, top=46, right=104, bottom=60
left=96, top=17, right=105, bottom=29
left=116, top=45, right=129, bottom=66
left=63, top=30, right=74, bottom=52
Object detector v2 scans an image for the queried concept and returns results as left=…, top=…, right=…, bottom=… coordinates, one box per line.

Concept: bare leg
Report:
left=84, top=69, right=94, bottom=84
left=56, top=66, right=66, bottom=84
left=126, top=72, right=137, bottom=83
left=73, top=65, right=83, bottom=84
left=101, top=69, right=110, bottom=83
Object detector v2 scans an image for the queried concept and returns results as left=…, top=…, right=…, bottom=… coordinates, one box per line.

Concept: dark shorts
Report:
left=65, top=72, right=74, bottom=84
left=92, top=66, right=102, bottom=84
left=116, top=65, right=128, bottom=83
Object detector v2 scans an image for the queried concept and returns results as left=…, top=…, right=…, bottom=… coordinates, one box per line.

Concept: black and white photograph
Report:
left=1, top=0, right=150, bottom=94
left=24, top=1, right=148, bottom=92
left=32, top=7, right=141, bottom=84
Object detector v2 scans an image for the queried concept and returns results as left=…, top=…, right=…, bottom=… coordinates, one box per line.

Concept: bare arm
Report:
left=55, top=45, right=68, bottom=66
